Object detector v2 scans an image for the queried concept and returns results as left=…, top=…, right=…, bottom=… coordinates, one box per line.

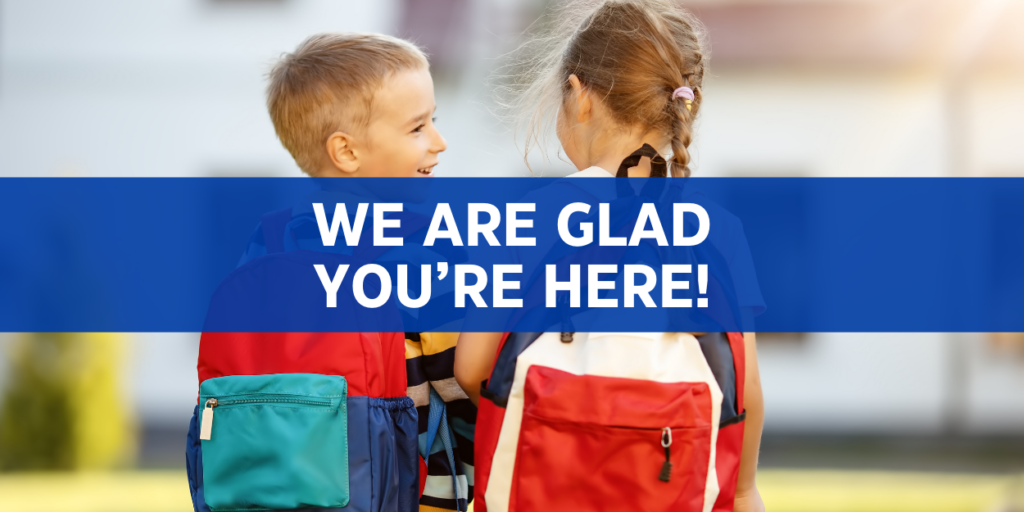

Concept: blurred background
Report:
left=1, top=0, right=1024, bottom=511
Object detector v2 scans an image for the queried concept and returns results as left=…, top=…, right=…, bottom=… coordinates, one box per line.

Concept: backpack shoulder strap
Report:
left=260, top=207, right=293, bottom=254
left=727, top=332, right=746, bottom=415
left=482, top=332, right=542, bottom=408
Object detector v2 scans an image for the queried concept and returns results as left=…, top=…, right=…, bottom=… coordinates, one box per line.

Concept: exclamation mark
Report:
left=697, top=264, right=708, bottom=308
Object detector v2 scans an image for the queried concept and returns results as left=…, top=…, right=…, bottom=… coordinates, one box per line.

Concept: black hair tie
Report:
left=616, top=143, right=667, bottom=178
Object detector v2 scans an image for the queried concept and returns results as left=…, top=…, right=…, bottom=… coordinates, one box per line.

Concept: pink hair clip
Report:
left=672, top=86, right=694, bottom=111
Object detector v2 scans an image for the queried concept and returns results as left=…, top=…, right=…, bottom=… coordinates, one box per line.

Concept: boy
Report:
left=269, top=35, right=473, bottom=510
left=188, top=33, right=472, bottom=512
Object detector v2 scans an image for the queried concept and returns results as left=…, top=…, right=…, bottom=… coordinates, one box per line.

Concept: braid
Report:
left=669, top=85, right=700, bottom=177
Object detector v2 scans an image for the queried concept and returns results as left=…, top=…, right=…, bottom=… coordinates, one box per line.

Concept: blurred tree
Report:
left=0, top=333, right=136, bottom=471
left=0, top=334, right=75, bottom=470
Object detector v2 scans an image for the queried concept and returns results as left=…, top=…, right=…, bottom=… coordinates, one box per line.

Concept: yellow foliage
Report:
left=68, top=333, right=137, bottom=470
left=0, top=333, right=136, bottom=471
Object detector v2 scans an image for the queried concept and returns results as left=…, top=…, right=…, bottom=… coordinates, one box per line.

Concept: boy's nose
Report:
left=431, top=126, right=448, bottom=153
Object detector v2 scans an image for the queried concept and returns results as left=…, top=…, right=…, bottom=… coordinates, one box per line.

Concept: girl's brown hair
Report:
left=505, top=0, right=707, bottom=177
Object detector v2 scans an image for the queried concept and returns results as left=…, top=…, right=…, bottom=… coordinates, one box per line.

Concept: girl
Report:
left=456, top=1, right=765, bottom=511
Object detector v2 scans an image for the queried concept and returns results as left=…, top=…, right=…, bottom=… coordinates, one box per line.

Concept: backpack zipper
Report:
left=199, top=396, right=333, bottom=441
left=658, top=426, right=673, bottom=482
left=553, top=421, right=680, bottom=483
left=213, top=397, right=333, bottom=407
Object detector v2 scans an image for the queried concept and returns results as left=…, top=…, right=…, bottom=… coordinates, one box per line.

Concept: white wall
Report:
left=1, top=0, right=1023, bottom=434
left=0, top=0, right=399, bottom=178
left=698, top=68, right=950, bottom=177
left=759, top=333, right=1024, bottom=435
left=700, top=66, right=1024, bottom=434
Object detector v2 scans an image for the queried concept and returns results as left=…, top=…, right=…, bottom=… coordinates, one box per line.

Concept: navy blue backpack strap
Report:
left=481, top=332, right=544, bottom=408
left=422, top=387, right=445, bottom=465
left=696, top=332, right=739, bottom=427
left=422, top=387, right=466, bottom=511
left=260, top=207, right=293, bottom=254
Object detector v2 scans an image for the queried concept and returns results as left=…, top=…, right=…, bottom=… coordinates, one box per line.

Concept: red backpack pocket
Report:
left=512, top=365, right=714, bottom=512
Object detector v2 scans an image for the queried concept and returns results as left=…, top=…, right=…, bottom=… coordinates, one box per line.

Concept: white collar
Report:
left=570, top=166, right=615, bottom=178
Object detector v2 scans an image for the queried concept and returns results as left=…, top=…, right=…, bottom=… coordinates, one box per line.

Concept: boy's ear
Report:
left=325, top=131, right=360, bottom=175
left=567, top=74, right=592, bottom=123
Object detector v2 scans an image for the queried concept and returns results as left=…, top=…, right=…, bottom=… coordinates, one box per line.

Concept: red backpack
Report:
left=184, top=207, right=420, bottom=512
left=473, top=331, right=747, bottom=512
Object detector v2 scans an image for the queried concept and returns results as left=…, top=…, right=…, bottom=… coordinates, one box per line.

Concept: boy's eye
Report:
left=412, top=117, right=436, bottom=134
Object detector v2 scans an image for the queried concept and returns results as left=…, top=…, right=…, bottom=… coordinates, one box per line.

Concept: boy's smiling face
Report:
left=323, top=66, right=447, bottom=177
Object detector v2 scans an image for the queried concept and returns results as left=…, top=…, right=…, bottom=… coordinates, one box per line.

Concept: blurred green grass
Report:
left=758, top=470, right=1016, bottom=512
left=0, top=469, right=1016, bottom=512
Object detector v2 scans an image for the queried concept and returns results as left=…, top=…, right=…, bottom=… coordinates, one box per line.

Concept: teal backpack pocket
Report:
left=199, top=373, right=349, bottom=511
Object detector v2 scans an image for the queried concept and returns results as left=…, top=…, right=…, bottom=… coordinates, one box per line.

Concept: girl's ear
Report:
left=567, top=74, right=592, bottom=123
left=325, top=131, right=360, bottom=175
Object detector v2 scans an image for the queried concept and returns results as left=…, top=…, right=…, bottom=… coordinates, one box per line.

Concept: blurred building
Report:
left=1, top=0, right=1023, bottom=469
left=687, top=0, right=1024, bottom=440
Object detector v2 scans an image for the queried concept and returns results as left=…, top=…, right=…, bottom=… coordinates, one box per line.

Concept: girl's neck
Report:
left=586, top=130, right=669, bottom=177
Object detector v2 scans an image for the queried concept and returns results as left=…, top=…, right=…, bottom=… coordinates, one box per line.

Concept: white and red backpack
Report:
left=473, top=331, right=747, bottom=512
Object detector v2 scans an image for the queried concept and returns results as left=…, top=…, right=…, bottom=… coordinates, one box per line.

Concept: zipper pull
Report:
left=200, top=398, right=218, bottom=441
left=658, top=427, right=673, bottom=482
left=558, top=294, right=574, bottom=343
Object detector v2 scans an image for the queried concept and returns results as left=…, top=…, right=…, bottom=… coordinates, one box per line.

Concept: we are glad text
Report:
left=310, top=201, right=712, bottom=310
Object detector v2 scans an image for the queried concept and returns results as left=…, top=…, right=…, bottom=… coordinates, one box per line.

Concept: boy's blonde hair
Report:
left=267, top=33, right=428, bottom=174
